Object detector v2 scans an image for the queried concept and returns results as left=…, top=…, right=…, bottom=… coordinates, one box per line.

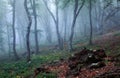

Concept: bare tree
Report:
left=6, top=23, right=12, bottom=58
left=43, top=0, right=63, bottom=50
left=69, top=0, right=85, bottom=51
left=12, top=0, right=19, bottom=60
left=63, top=8, right=68, bottom=43
left=32, top=0, right=39, bottom=54
left=94, top=0, right=120, bottom=34
left=24, top=0, right=32, bottom=62
left=89, top=0, right=93, bottom=45
left=44, top=14, right=52, bottom=43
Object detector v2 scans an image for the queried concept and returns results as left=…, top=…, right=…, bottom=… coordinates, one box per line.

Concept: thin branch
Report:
left=76, top=0, right=85, bottom=17
left=105, top=7, right=120, bottom=22
left=43, top=0, right=57, bottom=24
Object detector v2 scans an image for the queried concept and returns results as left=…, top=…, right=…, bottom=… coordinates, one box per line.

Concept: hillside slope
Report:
left=33, top=30, right=120, bottom=78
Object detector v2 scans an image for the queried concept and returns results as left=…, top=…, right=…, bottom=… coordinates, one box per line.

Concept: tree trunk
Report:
left=12, top=0, right=19, bottom=60
left=55, top=0, right=63, bottom=50
left=89, top=0, right=93, bottom=45
left=33, top=0, right=39, bottom=54
left=44, top=13, right=52, bottom=43
left=69, top=0, right=85, bottom=51
left=69, top=16, right=77, bottom=51
left=7, top=24, right=11, bottom=58
left=43, top=0, right=63, bottom=50
left=63, top=8, right=67, bottom=43
left=24, top=0, right=32, bottom=62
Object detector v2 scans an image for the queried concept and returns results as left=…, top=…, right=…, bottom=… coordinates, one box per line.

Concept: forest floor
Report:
left=0, top=30, right=120, bottom=78
left=33, top=31, right=120, bottom=78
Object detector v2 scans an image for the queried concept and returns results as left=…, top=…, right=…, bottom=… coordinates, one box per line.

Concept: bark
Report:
left=69, top=0, right=85, bottom=51
left=63, top=8, right=67, bottom=43
left=24, top=0, right=32, bottom=62
left=89, top=0, right=93, bottom=45
left=33, top=0, right=39, bottom=54
left=12, top=0, right=19, bottom=60
left=55, top=0, right=63, bottom=50
left=43, top=0, right=63, bottom=50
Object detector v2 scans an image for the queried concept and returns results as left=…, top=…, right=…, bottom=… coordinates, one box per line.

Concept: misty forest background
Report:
left=0, top=0, right=120, bottom=78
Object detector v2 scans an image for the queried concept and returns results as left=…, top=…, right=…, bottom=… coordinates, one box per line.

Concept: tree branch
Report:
left=43, top=0, right=57, bottom=24
left=76, top=0, right=85, bottom=17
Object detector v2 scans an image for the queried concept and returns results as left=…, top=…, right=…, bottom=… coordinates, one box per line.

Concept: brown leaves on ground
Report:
left=43, top=61, right=118, bottom=78
left=34, top=48, right=120, bottom=78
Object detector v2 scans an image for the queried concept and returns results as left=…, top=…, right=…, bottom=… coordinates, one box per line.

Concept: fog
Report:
left=1, top=0, right=120, bottom=78
left=0, top=0, right=120, bottom=60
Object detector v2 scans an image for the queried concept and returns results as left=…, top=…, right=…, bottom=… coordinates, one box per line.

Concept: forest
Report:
left=0, top=0, right=120, bottom=78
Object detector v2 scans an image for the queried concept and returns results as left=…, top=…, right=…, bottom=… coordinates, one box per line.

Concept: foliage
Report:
left=0, top=51, right=70, bottom=78
left=37, top=73, right=57, bottom=78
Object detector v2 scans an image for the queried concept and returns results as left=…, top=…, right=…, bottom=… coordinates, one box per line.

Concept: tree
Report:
left=43, top=0, right=63, bottom=50
left=89, top=0, right=93, bottom=45
left=0, top=0, right=6, bottom=54
left=69, top=0, right=85, bottom=51
left=63, top=7, right=68, bottom=43
left=44, top=14, right=52, bottom=43
left=94, top=0, right=120, bottom=34
left=15, top=0, right=28, bottom=52
left=24, top=0, right=32, bottom=62
left=12, top=0, right=19, bottom=60
left=6, top=23, right=12, bottom=58
left=32, top=0, right=39, bottom=54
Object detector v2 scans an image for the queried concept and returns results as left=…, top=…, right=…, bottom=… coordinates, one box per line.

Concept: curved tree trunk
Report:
left=24, top=0, right=32, bottom=62
left=69, top=0, right=85, bottom=51
left=55, top=0, right=63, bottom=50
left=69, top=16, right=77, bottom=51
left=43, top=0, right=63, bottom=50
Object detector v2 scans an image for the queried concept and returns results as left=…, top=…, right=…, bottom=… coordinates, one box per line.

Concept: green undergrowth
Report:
left=0, top=51, right=70, bottom=78
left=37, top=73, right=57, bottom=78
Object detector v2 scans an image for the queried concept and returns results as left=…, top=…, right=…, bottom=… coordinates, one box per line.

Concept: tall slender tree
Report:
left=24, top=0, right=32, bottom=62
left=43, top=0, right=63, bottom=50
left=12, top=0, right=19, bottom=60
left=63, top=8, right=68, bottom=43
left=6, top=23, right=11, bottom=58
left=44, top=13, right=52, bottom=43
left=69, top=0, right=85, bottom=51
left=89, top=0, right=93, bottom=45
left=32, top=0, right=39, bottom=54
